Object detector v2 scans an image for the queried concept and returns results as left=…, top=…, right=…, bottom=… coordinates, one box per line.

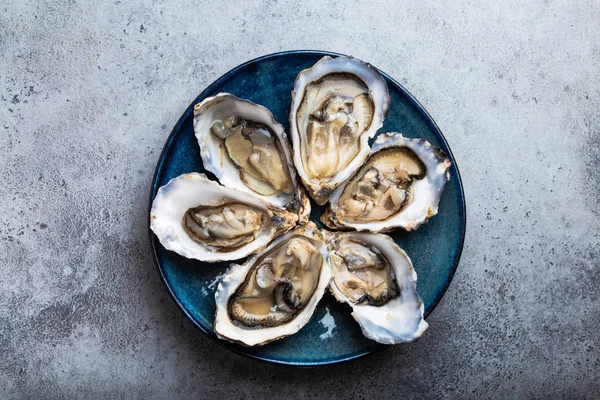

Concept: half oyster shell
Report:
left=214, top=222, right=331, bottom=346
left=150, top=173, right=297, bottom=262
left=322, top=133, right=451, bottom=232
left=326, top=231, right=428, bottom=344
left=194, top=93, right=310, bottom=223
left=289, top=56, right=390, bottom=204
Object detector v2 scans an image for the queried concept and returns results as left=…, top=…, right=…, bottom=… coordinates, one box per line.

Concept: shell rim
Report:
left=148, top=49, right=467, bottom=367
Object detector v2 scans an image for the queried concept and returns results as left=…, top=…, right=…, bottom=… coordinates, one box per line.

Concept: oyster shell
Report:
left=326, top=231, right=428, bottom=344
left=194, top=93, right=310, bottom=223
left=289, top=56, right=390, bottom=204
left=214, top=222, right=331, bottom=346
left=150, top=173, right=297, bottom=262
left=322, top=133, right=451, bottom=232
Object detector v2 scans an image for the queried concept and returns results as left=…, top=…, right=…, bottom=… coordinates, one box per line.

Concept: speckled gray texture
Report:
left=1, top=0, right=599, bottom=398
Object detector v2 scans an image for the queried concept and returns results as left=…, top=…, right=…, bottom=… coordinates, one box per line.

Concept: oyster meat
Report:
left=194, top=93, right=310, bottom=222
left=214, top=223, right=331, bottom=346
left=326, top=231, right=428, bottom=344
left=150, top=173, right=297, bottom=262
left=290, top=56, right=390, bottom=204
left=322, top=133, right=451, bottom=232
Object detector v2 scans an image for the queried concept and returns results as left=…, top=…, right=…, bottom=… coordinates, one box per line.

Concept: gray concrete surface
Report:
left=1, top=0, right=599, bottom=398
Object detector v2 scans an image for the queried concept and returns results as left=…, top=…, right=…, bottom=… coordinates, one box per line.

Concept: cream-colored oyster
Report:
left=322, top=133, right=451, bottom=232
left=214, top=223, right=331, bottom=346
left=194, top=93, right=310, bottom=223
left=326, top=231, right=428, bottom=344
left=150, top=173, right=297, bottom=262
left=289, top=56, right=390, bottom=204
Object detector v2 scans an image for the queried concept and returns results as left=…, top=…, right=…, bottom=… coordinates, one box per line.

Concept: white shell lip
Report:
left=193, top=92, right=309, bottom=217
left=150, top=172, right=296, bottom=263
left=327, top=231, right=428, bottom=344
left=324, top=133, right=452, bottom=232
left=289, top=56, right=391, bottom=204
left=214, top=223, right=332, bottom=346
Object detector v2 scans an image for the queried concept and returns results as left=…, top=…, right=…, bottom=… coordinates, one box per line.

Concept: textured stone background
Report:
left=1, top=0, right=599, bottom=398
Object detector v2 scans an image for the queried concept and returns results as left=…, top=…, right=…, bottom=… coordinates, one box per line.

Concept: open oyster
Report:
left=150, top=173, right=297, bottom=262
left=214, top=223, right=331, bottom=346
left=322, top=133, right=451, bottom=232
left=289, top=56, right=390, bottom=204
left=194, top=93, right=310, bottom=222
left=326, top=231, right=428, bottom=344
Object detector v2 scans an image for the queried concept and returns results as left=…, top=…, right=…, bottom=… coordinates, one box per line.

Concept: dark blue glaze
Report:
left=149, top=50, right=466, bottom=366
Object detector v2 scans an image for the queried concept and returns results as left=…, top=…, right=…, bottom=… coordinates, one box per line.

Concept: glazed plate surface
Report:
left=149, top=50, right=466, bottom=366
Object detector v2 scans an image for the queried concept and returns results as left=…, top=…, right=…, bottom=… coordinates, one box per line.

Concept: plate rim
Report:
left=148, top=49, right=467, bottom=366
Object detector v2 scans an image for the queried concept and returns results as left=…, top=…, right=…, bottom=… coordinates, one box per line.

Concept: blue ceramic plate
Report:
left=149, top=50, right=466, bottom=366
